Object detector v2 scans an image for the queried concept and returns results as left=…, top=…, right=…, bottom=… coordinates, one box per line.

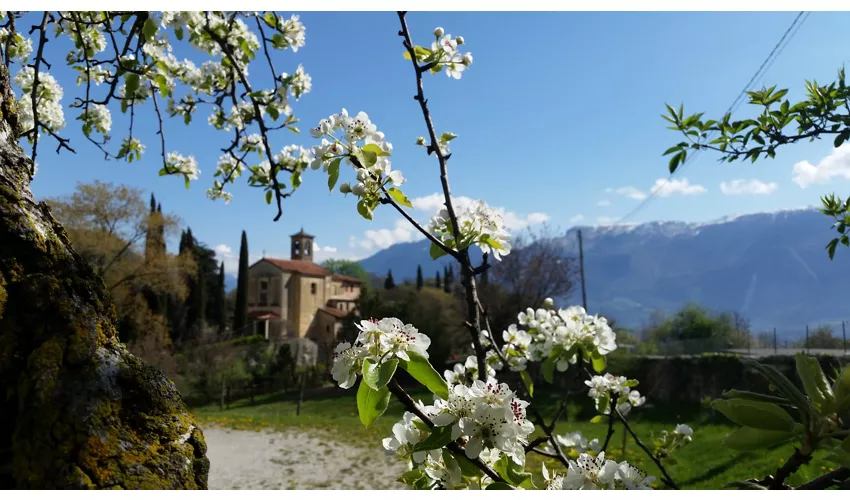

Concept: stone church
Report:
left=246, top=229, right=361, bottom=350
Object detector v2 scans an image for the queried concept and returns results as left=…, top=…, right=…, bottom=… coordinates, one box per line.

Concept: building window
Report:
left=305, top=242, right=311, bottom=256
left=311, top=283, right=317, bottom=295
left=326, top=325, right=330, bottom=333
left=294, top=239, right=300, bottom=256
left=259, top=280, right=269, bottom=306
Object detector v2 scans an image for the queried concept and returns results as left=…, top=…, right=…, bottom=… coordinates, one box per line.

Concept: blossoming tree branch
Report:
left=1, top=10, right=848, bottom=490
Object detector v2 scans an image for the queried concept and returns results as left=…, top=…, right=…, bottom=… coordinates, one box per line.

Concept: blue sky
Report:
left=24, top=11, right=850, bottom=274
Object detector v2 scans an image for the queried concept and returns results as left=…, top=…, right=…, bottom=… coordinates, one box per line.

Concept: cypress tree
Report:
left=384, top=269, right=396, bottom=290
left=233, top=230, right=249, bottom=335
left=216, top=262, right=227, bottom=333
left=191, top=261, right=206, bottom=329
left=150, top=193, right=156, bottom=213
left=443, top=265, right=451, bottom=293
left=435, top=271, right=441, bottom=289
left=481, top=253, right=490, bottom=285
left=416, top=265, right=424, bottom=291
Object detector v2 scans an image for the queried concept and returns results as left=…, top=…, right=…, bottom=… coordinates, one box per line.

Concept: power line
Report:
left=613, top=11, right=809, bottom=226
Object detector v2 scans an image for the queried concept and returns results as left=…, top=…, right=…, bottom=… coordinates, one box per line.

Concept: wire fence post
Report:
left=843, top=320, right=847, bottom=355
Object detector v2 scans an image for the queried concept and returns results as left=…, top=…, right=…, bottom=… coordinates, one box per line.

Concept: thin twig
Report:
left=600, top=394, right=619, bottom=452
left=614, top=408, right=679, bottom=489
left=796, top=467, right=850, bottom=490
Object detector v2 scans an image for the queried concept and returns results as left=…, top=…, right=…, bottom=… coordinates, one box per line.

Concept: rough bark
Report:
left=0, top=64, right=208, bottom=488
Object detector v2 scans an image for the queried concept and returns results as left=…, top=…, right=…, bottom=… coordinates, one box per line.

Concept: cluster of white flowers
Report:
left=14, top=67, right=66, bottom=134
left=281, top=64, right=311, bottom=99
left=427, top=378, right=534, bottom=466
left=165, top=152, right=200, bottom=180
left=585, top=373, right=645, bottom=416
left=541, top=431, right=601, bottom=456
left=309, top=109, right=404, bottom=216
left=0, top=28, right=33, bottom=63
left=428, top=200, right=512, bottom=261
left=547, top=452, right=655, bottom=490
left=496, top=302, right=617, bottom=373
left=78, top=104, right=112, bottom=137
left=331, top=318, right=431, bottom=389
left=653, top=423, right=694, bottom=458
left=430, top=27, right=473, bottom=80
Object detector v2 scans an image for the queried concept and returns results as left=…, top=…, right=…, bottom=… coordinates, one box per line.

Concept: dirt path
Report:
left=204, top=425, right=408, bottom=490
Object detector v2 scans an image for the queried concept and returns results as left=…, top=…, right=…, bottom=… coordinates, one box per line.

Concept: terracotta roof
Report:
left=249, top=311, right=280, bottom=320
left=253, top=258, right=330, bottom=277
left=331, top=273, right=362, bottom=284
left=318, top=306, right=349, bottom=319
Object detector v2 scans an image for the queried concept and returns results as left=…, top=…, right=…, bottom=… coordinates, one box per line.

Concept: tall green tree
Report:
left=215, top=262, right=227, bottom=333
left=416, top=265, right=424, bottom=291
left=435, top=270, right=442, bottom=289
left=384, top=269, right=396, bottom=290
left=443, top=265, right=451, bottom=293
left=233, top=230, right=250, bottom=335
left=321, top=258, right=370, bottom=292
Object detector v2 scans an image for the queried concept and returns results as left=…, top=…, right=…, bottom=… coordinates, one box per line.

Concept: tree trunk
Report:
left=0, top=65, right=208, bottom=489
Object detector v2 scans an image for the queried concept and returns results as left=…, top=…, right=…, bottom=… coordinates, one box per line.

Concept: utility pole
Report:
left=773, top=327, right=777, bottom=355
left=843, top=320, right=847, bottom=354
left=578, top=230, right=587, bottom=311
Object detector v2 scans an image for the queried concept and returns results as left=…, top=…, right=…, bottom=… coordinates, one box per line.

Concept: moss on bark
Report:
left=0, top=60, right=208, bottom=489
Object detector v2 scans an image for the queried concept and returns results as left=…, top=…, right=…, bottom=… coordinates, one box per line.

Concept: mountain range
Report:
left=358, top=208, right=850, bottom=339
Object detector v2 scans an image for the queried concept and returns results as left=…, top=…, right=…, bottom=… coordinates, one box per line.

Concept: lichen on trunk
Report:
left=0, top=65, right=208, bottom=489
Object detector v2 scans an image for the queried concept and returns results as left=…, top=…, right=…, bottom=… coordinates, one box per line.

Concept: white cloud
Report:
left=350, top=218, right=420, bottom=253
left=597, top=199, right=611, bottom=207
left=215, top=244, right=264, bottom=276
left=606, top=186, right=647, bottom=200
left=607, top=178, right=706, bottom=201
left=570, top=214, right=585, bottom=223
left=526, top=212, right=550, bottom=224
left=596, top=216, right=615, bottom=225
left=650, top=177, right=706, bottom=197
left=792, top=145, right=850, bottom=188
left=720, top=179, right=778, bottom=195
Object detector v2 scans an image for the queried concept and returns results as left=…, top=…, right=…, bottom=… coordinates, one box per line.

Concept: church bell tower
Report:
left=290, top=228, right=315, bottom=262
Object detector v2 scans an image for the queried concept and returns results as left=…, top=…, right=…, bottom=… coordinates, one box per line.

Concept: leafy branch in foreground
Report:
left=661, top=67, right=850, bottom=258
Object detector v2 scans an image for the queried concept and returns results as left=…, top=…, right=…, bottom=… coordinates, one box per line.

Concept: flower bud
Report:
left=352, top=183, right=366, bottom=197
left=415, top=136, right=426, bottom=147
left=543, top=297, right=554, bottom=309
left=462, top=52, right=473, bottom=66
left=456, top=35, right=465, bottom=45
left=434, top=27, right=444, bottom=37
left=339, top=183, right=352, bottom=194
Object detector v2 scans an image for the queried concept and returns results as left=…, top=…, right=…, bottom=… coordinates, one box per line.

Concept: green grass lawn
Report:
left=193, top=388, right=839, bottom=490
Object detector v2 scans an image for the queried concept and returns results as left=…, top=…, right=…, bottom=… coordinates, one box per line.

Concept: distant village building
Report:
left=246, top=229, right=361, bottom=352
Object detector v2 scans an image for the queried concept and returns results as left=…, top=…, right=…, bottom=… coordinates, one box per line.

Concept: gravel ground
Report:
left=204, top=425, right=408, bottom=490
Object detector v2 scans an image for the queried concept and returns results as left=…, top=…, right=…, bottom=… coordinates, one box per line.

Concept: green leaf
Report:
left=833, top=366, right=850, bottom=413
left=796, top=353, right=836, bottom=415
left=264, top=190, right=273, bottom=205
left=439, top=132, right=457, bottom=143
left=290, top=171, right=302, bottom=189
left=327, top=158, right=341, bottom=192
left=155, top=74, right=169, bottom=98
left=590, top=351, right=607, bottom=373
left=485, top=483, right=514, bottom=490
left=411, top=425, right=454, bottom=452
left=482, top=234, right=503, bottom=250
left=354, top=148, right=378, bottom=168
left=362, top=358, right=399, bottom=390
left=450, top=450, right=483, bottom=477
left=723, top=426, right=797, bottom=451
left=184, top=176, right=190, bottom=190
left=174, top=26, right=184, bottom=41
left=841, top=435, right=850, bottom=454
left=356, top=200, right=372, bottom=220
left=493, top=455, right=532, bottom=488
left=711, top=399, right=795, bottom=431
left=429, top=241, right=446, bottom=260
left=590, top=415, right=604, bottom=424
left=519, top=370, right=534, bottom=397
left=125, top=73, right=140, bottom=98
left=399, top=351, right=449, bottom=399
left=268, top=106, right=280, bottom=121
left=743, top=360, right=813, bottom=416
left=722, top=390, right=790, bottom=406
left=362, top=143, right=391, bottom=156
left=356, top=379, right=390, bottom=427
left=387, top=187, right=413, bottom=208
left=398, top=469, right=426, bottom=486
left=142, top=17, right=158, bottom=42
